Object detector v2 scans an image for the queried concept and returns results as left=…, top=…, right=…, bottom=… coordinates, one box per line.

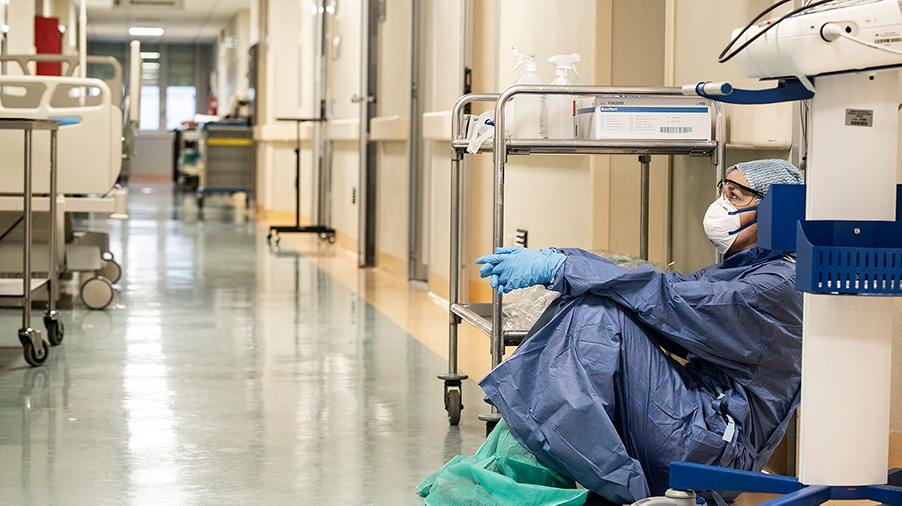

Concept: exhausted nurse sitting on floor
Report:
left=418, top=159, right=805, bottom=506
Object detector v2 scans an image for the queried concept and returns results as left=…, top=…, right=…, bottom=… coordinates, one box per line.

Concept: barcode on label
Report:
left=660, top=126, right=692, bottom=133
left=850, top=120, right=869, bottom=126
left=876, top=37, right=902, bottom=44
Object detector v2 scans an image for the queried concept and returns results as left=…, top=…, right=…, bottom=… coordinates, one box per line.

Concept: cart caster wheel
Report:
left=327, top=234, right=335, bottom=244
left=98, top=259, right=122, bottom=284
left=81, top=276, right=114, bottom=310
left=23, top=339, right=50, bottom=367
left=44, top=316, right=64, bottom=346
left=273, top=233, right=280, bottom=244
left=446, top=389, right=462, bottom=425
left=267, top=232, right=273, bottom=244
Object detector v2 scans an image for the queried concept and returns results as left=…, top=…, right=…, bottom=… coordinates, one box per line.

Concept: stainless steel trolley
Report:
left=195, top=123, right=255, bottom=210
left=0, top=118, right=63, bottom=366
left=440, top=86, right=725, bottom=430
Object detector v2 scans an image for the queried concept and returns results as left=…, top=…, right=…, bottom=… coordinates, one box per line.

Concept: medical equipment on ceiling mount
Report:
left=652, top=0, right=902, bottom=504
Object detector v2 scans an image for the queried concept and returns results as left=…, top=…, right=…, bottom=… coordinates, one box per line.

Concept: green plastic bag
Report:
left=417, top=419, right=588, bottom=506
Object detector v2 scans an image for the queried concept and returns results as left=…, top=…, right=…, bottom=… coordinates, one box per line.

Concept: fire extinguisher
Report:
left=208, top=96, right=218, bottom=115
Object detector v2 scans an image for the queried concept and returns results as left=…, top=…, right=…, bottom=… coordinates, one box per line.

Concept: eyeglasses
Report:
left=717, top=178, right=764, bottom=208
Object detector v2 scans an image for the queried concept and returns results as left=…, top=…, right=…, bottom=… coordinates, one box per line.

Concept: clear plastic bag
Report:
left=501, top=249, right=670, bottom=333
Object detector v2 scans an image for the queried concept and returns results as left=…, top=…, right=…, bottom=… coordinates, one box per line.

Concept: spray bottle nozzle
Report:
left=512, top=47, right=538, bottom=71
left=548, top=53, right=581, bottom=77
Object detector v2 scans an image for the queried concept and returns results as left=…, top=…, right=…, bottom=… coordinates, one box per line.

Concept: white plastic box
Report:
left=576, top=96, right=712, bottom=141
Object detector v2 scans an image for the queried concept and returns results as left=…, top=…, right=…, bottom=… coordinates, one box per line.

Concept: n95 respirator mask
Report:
left=703, top=196, right=757, bottom=255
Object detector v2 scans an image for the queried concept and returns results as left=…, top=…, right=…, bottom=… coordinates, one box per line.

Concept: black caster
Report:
left=445, top=388, right=463, bottom=425
left=19, top=329, right=48, bottom=367
left=44, top=311, right=64, bottom=346
left=439, top=374, right=468, bottom=426
left=478, top=412, right=502, bottom=436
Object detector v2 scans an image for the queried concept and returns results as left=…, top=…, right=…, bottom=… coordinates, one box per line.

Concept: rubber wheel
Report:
left=327, top=234, right=336, bottom=244
left=44, top=317, right=64, bottom=346
left=81, top=276, right=115, bottom=310
left=485, top=420, right=497, bottom=437
left=23, top=339, right=49, bottom=367
left=447, top=389, right=462, bottom=425
left=98, top=259, right=122, bottom=284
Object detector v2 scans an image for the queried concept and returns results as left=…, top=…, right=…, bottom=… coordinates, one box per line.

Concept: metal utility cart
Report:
left=175, top=122, right=201, bottom=192
left=0, top=118, right=63, bottom=366
left=440, top=86, right=725, bottom=429
left=196, top=122, right=255, bottom=209
left=266, top=118, right=336, bottom=245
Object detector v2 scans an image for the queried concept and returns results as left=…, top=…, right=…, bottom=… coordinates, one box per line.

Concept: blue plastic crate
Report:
left=758, top=184, right=806, bottom=252
left=796, top=220, right=902, bottom=295
left=759, top=184, right=902, bottom=253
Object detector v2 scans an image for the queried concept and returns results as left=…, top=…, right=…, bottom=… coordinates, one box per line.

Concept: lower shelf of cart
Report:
left=450, top=302, right=528, bottom=347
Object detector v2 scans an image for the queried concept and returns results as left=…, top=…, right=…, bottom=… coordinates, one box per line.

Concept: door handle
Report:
left=350, top=94, right=376, bottom=104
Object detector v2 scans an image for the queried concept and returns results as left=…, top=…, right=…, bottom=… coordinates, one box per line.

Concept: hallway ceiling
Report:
left=85, top=0, right=250, bottom=43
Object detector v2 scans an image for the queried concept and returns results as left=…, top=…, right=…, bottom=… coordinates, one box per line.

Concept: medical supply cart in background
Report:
left=440, top=86, right=725, bottom=428
left=0, top=118, right=63, bottom=366
left=175, top=122, right=201, bottom=192
left=195, top=121, right=255, bottom=209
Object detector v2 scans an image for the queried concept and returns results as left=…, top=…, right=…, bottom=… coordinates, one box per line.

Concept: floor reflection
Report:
left=0, top=183, right=484, bottom=505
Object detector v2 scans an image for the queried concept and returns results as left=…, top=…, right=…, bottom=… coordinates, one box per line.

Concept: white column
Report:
left=799, top=70, right=898, bottom=485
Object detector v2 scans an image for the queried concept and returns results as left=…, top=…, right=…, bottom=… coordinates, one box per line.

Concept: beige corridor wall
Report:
left=424, top=0, right=465, bottom=296
left=373, top=0, right=413, bottom=276
left=254, top=0, right=319, bottom=222
left=326, top=1, right=363, bottom=249
left=609, top=0, right=668, bottom=264
left=217, top=10, right=251, bottom=111
left=454, top=0, right=614, bottom=304
left=894, top=140, right=902, bottom=437
left=671, top=0, right=790, bottom=274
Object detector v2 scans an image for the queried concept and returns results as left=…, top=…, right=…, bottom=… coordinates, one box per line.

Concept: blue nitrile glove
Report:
left=475, top=246, right=566, bottom=294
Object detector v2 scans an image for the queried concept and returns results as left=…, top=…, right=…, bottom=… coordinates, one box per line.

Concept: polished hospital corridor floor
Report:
left=0, top=184, right=487, bottom=505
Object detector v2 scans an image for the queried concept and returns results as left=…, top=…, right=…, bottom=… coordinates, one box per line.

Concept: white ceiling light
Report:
left=139, top=52, right=161, bottom=60
left=129, top=27, right=164, bottom=37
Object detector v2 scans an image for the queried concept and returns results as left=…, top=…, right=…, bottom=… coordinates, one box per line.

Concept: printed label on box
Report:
left=576, top=96, right=712, bottom=141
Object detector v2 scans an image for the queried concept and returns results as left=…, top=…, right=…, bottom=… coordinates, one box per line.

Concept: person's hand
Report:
left=475, top=246, right=566, bottom=294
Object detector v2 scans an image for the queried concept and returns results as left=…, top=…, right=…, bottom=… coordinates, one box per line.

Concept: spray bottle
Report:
left=546, top=53, right=580, bottom=139
left=510, top=48, right=546, bottom=139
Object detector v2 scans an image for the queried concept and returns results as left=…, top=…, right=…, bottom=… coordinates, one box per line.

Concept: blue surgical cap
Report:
left=726, top=159, right=804, bottom=203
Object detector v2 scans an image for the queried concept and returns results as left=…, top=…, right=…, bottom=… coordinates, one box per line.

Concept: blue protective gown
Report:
left=479, top=247, right=802, bottom=505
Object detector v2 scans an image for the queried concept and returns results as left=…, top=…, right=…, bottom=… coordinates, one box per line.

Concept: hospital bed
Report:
left=0, top=53, right=135, bottom=309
